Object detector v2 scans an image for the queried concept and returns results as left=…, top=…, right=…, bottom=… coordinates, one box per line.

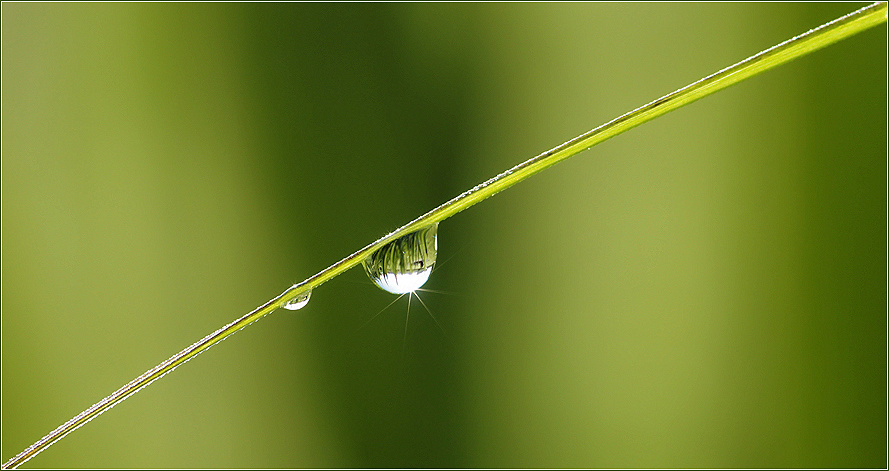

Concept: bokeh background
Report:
left=2, top=3, right=885, bottom=468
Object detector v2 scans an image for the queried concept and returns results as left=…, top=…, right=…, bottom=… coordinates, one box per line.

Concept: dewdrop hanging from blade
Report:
left=363, top=223, right=438, bottom=294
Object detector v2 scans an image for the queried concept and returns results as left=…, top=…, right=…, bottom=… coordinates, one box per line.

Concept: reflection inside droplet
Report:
left=363, top=223, right=438, bottom=294
left=281, top=290, right=311, bottom=310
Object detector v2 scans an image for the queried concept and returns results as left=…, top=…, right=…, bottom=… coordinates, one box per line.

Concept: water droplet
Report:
left=363, top=223, right=438, bottom=294
left=282, top=290, right=311, bottom=310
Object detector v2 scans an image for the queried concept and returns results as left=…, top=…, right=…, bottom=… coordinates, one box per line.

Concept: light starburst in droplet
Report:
left=360, top=223, right=448, bottom=346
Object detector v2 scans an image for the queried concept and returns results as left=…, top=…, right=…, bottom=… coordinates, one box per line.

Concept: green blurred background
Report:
left=2, top=3, right=885, bottom=468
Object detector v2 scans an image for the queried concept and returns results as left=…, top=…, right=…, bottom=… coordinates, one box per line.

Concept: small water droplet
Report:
left=282, top=290, right=312, bottom=310
left=363, top=223, right=438, bottom=294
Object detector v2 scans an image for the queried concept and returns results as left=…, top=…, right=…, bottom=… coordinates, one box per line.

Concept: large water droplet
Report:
left=282, top=290, right=311, bottom=310
left=363, top=223, right=438, bottom=294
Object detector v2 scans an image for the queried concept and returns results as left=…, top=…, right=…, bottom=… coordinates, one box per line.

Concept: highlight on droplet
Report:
left=281, top=290, right=311, bottom=310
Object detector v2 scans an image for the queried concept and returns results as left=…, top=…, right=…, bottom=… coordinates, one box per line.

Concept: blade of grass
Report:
left=3, top=2, right=885, bottom=469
